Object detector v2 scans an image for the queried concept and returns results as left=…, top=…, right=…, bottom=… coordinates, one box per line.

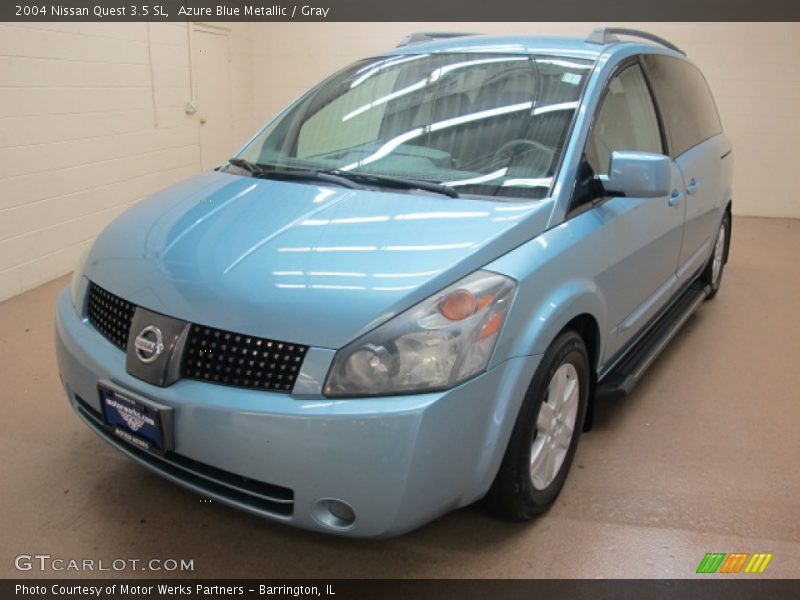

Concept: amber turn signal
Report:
left=478, top=313, right=503, bottom=340
left=440, top=289, right=477, bottom=321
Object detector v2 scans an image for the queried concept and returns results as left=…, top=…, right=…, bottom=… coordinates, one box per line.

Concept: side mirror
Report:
left=598, top=151, right=672, bottom=198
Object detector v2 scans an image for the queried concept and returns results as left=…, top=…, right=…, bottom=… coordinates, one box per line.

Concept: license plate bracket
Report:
left=98, top=381, right=174, bottom=455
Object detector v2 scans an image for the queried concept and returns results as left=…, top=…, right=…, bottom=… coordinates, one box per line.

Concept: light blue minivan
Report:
left=56, top=27, right=732, bottom=537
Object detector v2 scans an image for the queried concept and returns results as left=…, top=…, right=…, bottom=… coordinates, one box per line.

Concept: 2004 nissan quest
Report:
left=56, top=27, right=733, bottom=537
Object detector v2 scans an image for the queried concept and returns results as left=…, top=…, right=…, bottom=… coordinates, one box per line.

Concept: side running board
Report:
left=595, top=282, right=710, bottom=402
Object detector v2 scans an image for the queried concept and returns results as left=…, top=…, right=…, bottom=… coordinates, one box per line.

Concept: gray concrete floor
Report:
left=1, top=216, right=798, bottom=579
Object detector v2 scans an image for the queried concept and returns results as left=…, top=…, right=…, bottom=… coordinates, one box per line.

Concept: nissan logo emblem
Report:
left=134, top=325, right=164, bottom=364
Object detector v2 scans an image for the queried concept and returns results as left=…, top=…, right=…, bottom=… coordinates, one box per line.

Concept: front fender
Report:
left=487, top=231, right=609, bottom=370
left=502, top=277, right=608, bottom=363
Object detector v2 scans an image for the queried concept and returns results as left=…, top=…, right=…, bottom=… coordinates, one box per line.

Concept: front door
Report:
left=573, top=62, right=686, bottom=361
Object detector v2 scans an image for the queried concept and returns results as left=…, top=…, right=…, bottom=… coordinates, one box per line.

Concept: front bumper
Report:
left=55, top=287, right=540, bottom=537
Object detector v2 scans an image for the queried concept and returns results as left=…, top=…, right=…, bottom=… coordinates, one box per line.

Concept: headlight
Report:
left=70, top=242, right=92, bottom=313
left=324, top=270, right=516, bottom=397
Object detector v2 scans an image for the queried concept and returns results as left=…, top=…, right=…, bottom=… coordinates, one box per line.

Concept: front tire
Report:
left=486, top=330, right=590, bottom=520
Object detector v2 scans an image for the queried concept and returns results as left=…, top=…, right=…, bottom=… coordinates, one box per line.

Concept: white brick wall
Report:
left=0, top=22, right=253, bottom=301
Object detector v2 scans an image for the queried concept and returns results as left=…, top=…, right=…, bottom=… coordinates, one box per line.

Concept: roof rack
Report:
left=395, top=32, right=479, bottom=48
left=586, top=26, right=685, bottom=55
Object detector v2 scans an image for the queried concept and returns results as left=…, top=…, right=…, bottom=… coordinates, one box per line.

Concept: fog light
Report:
left=329, top=500, right=355, bottom=523
left=312, top=498, right=356, bottom=529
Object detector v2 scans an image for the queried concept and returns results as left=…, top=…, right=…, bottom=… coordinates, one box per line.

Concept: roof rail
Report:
left=586, top=26, right=685, bottom=55
left=395, top=32, right=478, bottom=48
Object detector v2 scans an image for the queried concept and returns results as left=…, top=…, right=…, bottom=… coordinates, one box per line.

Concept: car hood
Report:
left=85, top=171, right=553, bottom=349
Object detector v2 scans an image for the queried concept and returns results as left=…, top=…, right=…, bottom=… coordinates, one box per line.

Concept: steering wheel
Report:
left=491, top=139, right=554, bottom=169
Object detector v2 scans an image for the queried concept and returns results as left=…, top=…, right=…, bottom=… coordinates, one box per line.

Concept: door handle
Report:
left=669, top=189, right=682, bottom=207
left=686, top=178, right=698, bottom=195
left=199, top=117, right=207, bottom=125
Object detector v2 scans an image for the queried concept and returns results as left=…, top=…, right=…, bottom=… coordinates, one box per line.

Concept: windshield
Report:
left=235, top=53, right=593, bottom=200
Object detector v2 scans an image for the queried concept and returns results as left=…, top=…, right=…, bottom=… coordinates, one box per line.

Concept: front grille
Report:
left=84, top=281, right=307, bottom=393
left=86, top=282, right=135, bottom=350
left=74, top=395, right=294, bottom=517
left=182, top=325, right=308, bottom=392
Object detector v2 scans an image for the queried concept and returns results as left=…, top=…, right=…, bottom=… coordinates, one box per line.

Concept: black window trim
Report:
left=638, top=55, right=672, bottom=157
left=566, top=54, right=669, bottom=219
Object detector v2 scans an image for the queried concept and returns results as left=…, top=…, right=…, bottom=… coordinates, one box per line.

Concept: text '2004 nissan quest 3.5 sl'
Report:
left=56, top=27, right=732, bottom=537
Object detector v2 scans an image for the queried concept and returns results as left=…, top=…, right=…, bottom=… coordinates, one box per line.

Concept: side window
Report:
left=570, top=63, right=663, bottom=211
left=585, top=64, right=663, bottom=176
left=642, top=55, right=722, bottom=157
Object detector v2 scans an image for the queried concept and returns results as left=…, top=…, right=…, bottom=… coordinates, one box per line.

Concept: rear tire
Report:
left=702, top=212, right=730, bottom=300
left=486, top=330, right=589, bottom=520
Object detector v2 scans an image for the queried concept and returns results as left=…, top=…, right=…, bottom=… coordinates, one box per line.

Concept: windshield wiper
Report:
left=228, top=157, right=264, bottom=175
left=322, top=170, right=460, bottom=198
left=228, top=159, right=459, bottom=198
left=227, top=158, right=364, bottom=190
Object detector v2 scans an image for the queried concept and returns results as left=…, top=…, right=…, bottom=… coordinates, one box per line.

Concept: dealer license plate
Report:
left=99, top=384, right=172, bottom=455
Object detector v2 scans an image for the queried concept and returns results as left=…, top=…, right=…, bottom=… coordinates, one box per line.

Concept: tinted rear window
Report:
left=642, top=55, right=722, bottom=157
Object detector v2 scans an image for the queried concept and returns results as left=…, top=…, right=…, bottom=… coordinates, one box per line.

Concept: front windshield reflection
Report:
left=236, top=52, right=593, bottom=200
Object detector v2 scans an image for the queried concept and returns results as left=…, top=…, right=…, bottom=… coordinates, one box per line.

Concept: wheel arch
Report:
left=562, top=313, right=600, bottom=374
left=724, top=199, right=732, bottom=263
left=494, top=278, right=608, bottom=368
left=559, top=313, right=600, bottom=431
left=493, top=280, right=607, bottom=434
